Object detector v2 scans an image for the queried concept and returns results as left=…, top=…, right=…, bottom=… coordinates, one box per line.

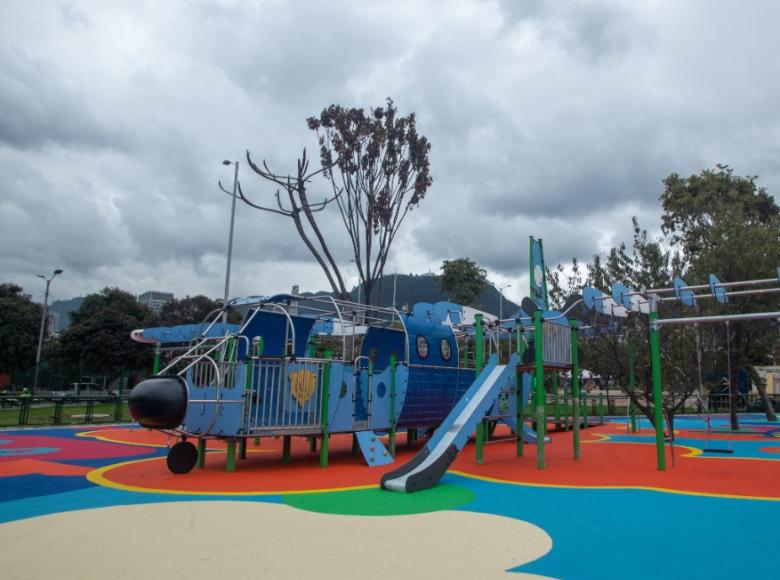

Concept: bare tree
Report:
left=307, top=98, right=432, bottom=305
left=227, top=149, right=349, bottom=298
left=233, top=99, right=432, bottom=305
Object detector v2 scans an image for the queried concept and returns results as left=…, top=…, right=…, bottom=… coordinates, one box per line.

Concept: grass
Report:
left=0, top=402, right=132, bottom=427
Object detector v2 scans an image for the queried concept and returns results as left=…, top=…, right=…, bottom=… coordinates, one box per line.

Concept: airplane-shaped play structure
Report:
left=129, top=238, right=577, bottom=491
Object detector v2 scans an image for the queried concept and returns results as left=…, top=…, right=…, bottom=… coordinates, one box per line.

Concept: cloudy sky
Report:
left=2, top=0, right=779, bottom=306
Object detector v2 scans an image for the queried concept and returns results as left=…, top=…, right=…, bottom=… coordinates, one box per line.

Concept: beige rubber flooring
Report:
left=0, top=501, right=554, bottom=579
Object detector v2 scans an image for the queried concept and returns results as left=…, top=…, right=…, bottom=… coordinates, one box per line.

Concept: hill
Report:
left=344, top=273, right=519, bottom=317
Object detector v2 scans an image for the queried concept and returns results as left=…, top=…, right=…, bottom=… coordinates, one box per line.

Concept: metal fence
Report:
left=246, top=357, right=329, bottom=434
left=0, top=395, right=132, bottom=428
left=543, top=322, right=572, bottom=366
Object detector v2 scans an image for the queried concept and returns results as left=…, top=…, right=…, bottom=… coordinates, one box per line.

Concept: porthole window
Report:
left=440, top=338, right=452, bottom=361
left=416, top=335, right=429, bottom=359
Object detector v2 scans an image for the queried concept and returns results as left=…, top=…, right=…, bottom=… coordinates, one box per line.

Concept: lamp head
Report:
left=222, top=160, right=232, bottom=166
left=54, top=269, right=63, bottom=276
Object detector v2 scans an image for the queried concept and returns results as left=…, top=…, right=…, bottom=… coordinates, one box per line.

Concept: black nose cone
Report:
left=129, top=375, right=188, bottom=429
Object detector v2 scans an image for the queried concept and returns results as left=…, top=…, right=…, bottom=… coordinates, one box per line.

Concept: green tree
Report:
left=439, top=258, right=487, bottom=307
left=661, top=165, right=780, bottom=426
left=156, top=295, right=239, bottom=326
left=0, top=284, right=42, bottom=378
left=242, top=98, right=432, bottom=305
left=58, top=288, right=153, bottom=375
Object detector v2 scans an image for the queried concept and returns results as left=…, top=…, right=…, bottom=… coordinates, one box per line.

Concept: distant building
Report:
left=138, top=291, right=174, bottom=313
left=46, top=311, right=60, bottom=337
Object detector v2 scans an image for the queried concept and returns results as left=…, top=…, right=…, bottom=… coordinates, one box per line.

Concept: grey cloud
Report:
left=2, top=0, right=780, bottom=304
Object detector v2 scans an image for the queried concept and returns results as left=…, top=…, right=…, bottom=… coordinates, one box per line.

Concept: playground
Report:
left=2, top=416, right=780, bottom=579
left=2, top=240, right=779, bottom=579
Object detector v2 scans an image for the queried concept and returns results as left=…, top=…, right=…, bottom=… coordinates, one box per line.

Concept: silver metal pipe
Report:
left=654, top=311, right=780, bottom=327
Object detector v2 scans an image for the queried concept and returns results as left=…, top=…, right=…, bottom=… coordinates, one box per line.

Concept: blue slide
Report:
left=381, top=354, right=517, bottom=493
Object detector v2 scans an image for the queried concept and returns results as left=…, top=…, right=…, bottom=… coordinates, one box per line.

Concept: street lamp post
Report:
left=33, top=269, right=63, bottom=392
left=495, top=282, right=512, bottom=323
left=221, top=160, right=240, bottom=323
left=350, top=259, right=362, bottom=304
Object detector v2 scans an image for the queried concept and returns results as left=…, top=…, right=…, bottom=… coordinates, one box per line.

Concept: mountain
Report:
left=343, top=273, right=520, bottom=317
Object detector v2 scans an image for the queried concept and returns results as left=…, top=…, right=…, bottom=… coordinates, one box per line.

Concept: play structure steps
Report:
left=381, top=354, right=516, bottom=492
left=354, top=431, right=394, bottom=466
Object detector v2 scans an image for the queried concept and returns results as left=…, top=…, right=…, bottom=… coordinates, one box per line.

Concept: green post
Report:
left=197, top=438, right=206, bottom=468
left=152, top=344, right=161, bottom=374
left=114, top=391, right=123, bottom=422
left=226, top=439, right=236, bottom=472
left=628, top=342, right=637, bottom=433
left=282, top=436, right=292, bottom=464
left=570, top=321, right=581, bottom=460
left=649, top=307, right=666, bottom=471
left=319, top=350, right=333, bottom=468
left=516, top=321, right=524, bottom=457
left=553, top=374, right=560, bottom=429
left=239, top=437, right=247, bottom=459
left=475, top=313, right=486, bottom=464
left=598, top=392, right=605, bottom=425
left=254, top=436, right=260, bottom=446
left=308, top=436, right=317, bottom=452
left=307, top=336, right=316, bottom=358
left=534, top=309, right=545, bottom=469
left=583, top=392, right=589, bottom=428
left=389, top=354, right=397, bottom=457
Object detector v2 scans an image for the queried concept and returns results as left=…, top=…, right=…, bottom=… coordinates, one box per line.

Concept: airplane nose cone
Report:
left=129, top=375, right=188, bottom=429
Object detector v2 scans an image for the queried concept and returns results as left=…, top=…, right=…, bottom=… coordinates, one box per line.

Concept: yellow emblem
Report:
left=289, top=369, right=318, bottom=406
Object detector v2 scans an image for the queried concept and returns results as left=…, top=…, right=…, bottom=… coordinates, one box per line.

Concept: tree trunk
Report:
left=729, top=326, right=740, bottom=431
left=747, top=364, right=777, bottom=422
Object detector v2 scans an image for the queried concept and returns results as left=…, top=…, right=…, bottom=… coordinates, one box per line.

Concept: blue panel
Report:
left=237, top=311, right=315, bottom=358
left=397, top=366, right=475, bottom=428
left=138, top=323, right=238, bottom=344
left=432, top=301, right=463, bottom=324
left=583, top=287, right=602, bottom=312
left=673, top=277, right=697, bottom=307
left=360, top=327, right=406, bottom=370
left=412, top=302, right=435, bottom=320
left=402, top=314, right=458, bottom=367
left=531, top=238, right=549, bottom=310
left=611, top=282, right=632, bottom=310
left=709, top=274, right=728, bottom=304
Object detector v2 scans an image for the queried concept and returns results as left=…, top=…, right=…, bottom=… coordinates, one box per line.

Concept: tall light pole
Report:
left=495, top=282, right=511, bottom=323
left=33, top=269, right=63, bottom=392
left=349, top=259, right=362, bottom=304
left=392, top=265, right=398, bottom=309
left=221, top=160, right=239, bottom=323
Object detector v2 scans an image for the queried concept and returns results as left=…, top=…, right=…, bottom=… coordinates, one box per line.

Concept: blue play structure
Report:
left=129, top=239, right=575, bottom=489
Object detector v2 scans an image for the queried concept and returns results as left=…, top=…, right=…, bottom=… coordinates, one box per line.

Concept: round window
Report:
left=376, top=382, right=386, bottom=398
left=440, top=338, right=452, bottom=361
left=416, top=335, right=429, bottom=359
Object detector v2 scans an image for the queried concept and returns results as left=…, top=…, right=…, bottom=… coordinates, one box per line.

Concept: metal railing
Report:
left=543, top=322, right=572, bottom=366
left=0, top=395, right=132, bottom=427
left=246, top=357, right=329, bottom=434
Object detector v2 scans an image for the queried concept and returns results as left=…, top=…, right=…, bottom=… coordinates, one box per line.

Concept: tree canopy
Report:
left=0, top=284, right=41, bottom=377
left=439, top=258, right=487, bottom=307
left=549, top=166, right=780, bottom=429
left=57, top=288, right=153, bottom=375
left=155, top=295, right=240, bottom=327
